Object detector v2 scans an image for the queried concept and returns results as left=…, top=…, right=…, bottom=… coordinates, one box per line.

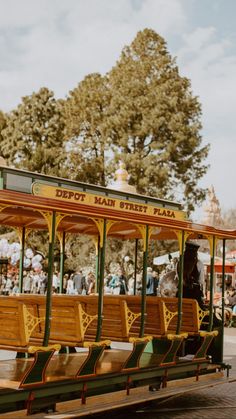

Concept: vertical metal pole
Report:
left=59, top=232, right=66, bottom=294
left=220, top=238, right=226, bottom=362
left=19, top=227, right=25, bottom=293
left=134, top=238, right=138, bottom=295
left=140, top=226, right=149, bottom=338
left=43, top=211, right=56, bottom=347
left=96, top=220, right=106, bottom=342
left=176, top=231, right=185, bottom=335
left=208, top=236, right=216, bottom=332
left=95, top=236, right=100, bottom=294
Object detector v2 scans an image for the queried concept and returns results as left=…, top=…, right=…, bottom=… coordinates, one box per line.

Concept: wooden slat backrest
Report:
left=9, top=295, right=46, bottom=340
left=0, top=297, right=28, bottom=347
left=54, top=295, right=134, bottom=342
left=161, top=297, right=199, bottom=333
left=51, top=298, right=82, bottom=343
left=8, top=295, right=81, bottom=344
left=113, top=295, right=167, bottom=336
left=102, top=296, right=128, bottom=340
left=54, top=295, right=138, bottom=342
left=9, top=294, right=201, bottom=344
left=12, top=295, right=97, bottom=344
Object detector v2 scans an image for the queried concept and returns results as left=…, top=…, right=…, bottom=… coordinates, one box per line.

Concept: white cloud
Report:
left=175, top=24, right=236, bottom=217
left=176, top=26, right=236, bottom=143
left=0, top=0, right=186, bottom=109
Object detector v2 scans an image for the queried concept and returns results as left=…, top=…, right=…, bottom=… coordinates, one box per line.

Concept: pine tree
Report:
left=64, top=73, right=111, bottom=185
left=106, top=29, right=209, bottom=212
left=0, top=111, right=6, bottom=153
left=1, top=87, right=67, bottom=176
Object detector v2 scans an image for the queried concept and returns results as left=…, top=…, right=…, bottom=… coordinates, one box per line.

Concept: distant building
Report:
left=202, top=185, right=223, bottom=227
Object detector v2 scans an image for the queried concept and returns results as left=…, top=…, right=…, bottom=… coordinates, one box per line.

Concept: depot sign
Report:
left=32, top=182, right=186, bottom=221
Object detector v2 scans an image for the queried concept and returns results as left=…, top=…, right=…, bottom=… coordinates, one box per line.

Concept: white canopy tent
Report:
left=153, top=251, right=216, bottom=266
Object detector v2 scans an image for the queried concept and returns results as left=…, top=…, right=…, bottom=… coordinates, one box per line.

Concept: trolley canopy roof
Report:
left=0, top=165, right=236, bottom=241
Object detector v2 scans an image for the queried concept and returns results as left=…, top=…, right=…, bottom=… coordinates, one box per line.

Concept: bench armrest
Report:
left=129, top=336, right=152, bottom=343
left=83, top=340, right=111, bottom=348
left=166, top=332, right=188, bottom=340
left=28, top=344, right=61, bottom=353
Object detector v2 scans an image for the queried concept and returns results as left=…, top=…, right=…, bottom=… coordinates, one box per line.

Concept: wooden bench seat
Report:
left=9, top=294, right=110, bottom=381
left=53, top=294, right=152, bottom=372
left=159, top=297, right=218, bottom=361
left=10, top=294, right=151, bottom=373
left=0, top=297, right=60, bottom=388
left=110, top=295, right=187, bottom=366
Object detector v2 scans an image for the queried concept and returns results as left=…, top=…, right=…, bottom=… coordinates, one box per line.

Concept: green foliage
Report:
left=63, top=73, right=111, bottom=185
left=0, top=110, right=7, bottom=152
left=64, top=234, right=96, bottom=273
left=105, top=29, right=209, bottom=212
left=1, top=87, right=67, bottom=176
left=63, top=29, right=209, bottom=213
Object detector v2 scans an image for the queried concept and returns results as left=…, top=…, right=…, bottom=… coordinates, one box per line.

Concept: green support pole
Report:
left=43, top=211, right=56, bottom=347
left=59, top=231, right=66, bottom=294
left=96, top=220, right=106, bottom=342
left=220, top=238, right=226, bottom=362
left=95, top=236, right=100, bottom=294
left=134, top=238, right=138, bottom=295
left=19, top=226, right=25, bottom=293
left=140, top=226, right=149, bottom=338
left=208, top=236, right=216, bottom=332
left=176, top=231, right=185, bottom=335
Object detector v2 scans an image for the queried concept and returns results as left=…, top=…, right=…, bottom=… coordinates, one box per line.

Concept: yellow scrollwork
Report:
left=77, top=304, right=98, bottom=339
left=57, top=231, right=66, bottom=252
left=38, top=211, right=67, bottom=242
left=90, top=218, right=117, bottom=248
left=173, top=230, right=192, bottom=255
left=162, top=302, right=178, bottom=330
left=205, top=235, right=217, bottom=257
left=126, top=306, right=141, bottom=334
left=22, top=306, right=45, bottom=342
left=135, top=224, right=148, bottom=251
left=198, top=305, right=209, bottom=329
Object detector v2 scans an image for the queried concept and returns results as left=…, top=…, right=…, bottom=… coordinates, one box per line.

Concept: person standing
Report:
left=66, top=274, right=75, bottom=295
left=23, top=271, right=32, bottom=294
left=146, top=267, right=155, bottom=296
left=117, top=269, right=128, bottom=295
left=52, top=271, right=59, bottom=294
left=73, top=269, right=86, bottom=295
left=181, top=242, right=205, bottom=306
left=86, top=272, right=95, bottom=295
left=152, top=271, right=159, bottom=296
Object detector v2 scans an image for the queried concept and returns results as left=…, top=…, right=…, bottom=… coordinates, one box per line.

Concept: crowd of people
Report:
left=0, top=265, right=161, bottom=297
left=0, top=268, right=97, bottom=296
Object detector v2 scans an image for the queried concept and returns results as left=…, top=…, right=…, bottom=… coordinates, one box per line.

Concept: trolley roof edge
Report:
left=0, top=165, right=235, bottom=241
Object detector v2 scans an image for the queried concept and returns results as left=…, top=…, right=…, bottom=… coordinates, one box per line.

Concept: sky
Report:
left=0, top=0, right=235, bottom=222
